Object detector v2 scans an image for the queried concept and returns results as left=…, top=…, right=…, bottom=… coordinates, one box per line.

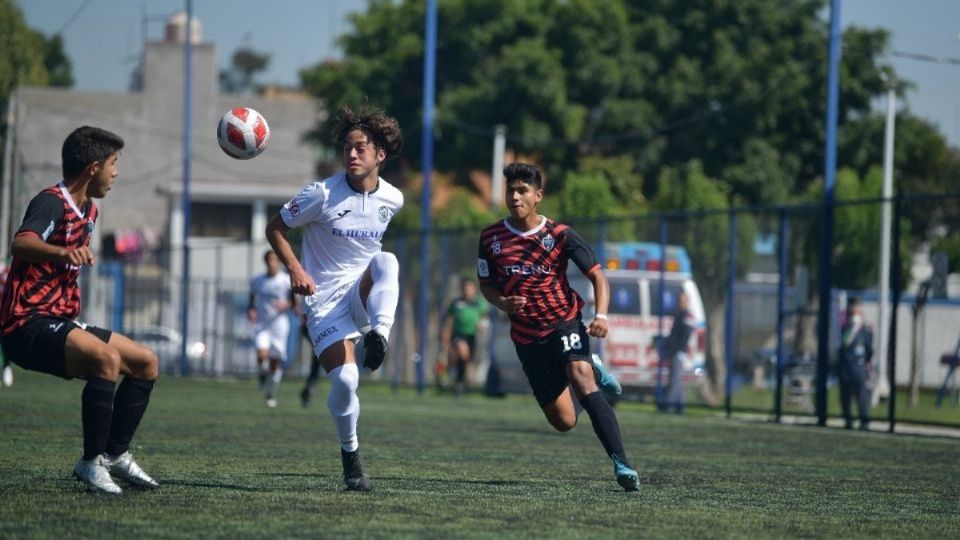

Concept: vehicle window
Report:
left=608, top=281, right=641, bottom=315
left=650, top=281, right=684, bottom=316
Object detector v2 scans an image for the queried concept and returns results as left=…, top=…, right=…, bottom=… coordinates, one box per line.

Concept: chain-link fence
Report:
left=77, top=193, right=960, bottom=429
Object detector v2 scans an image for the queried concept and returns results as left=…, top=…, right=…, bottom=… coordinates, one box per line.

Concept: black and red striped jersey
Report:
left=0, top=183, right=98, bottom=336
left=477, top=216, right=600, bottom=344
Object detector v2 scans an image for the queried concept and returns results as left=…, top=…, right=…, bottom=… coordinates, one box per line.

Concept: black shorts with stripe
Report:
left=514, top=316, right=591, bottom=408
left=0, top=316, right=112, bottom=379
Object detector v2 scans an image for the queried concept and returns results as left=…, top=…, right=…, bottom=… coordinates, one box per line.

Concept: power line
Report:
left=891, top=50, right=960, bottom=66
left=57, top=0, right=95, bottom=35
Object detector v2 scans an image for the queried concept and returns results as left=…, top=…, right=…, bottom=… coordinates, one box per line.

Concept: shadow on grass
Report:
left=162, top=479, right=268, bottom=492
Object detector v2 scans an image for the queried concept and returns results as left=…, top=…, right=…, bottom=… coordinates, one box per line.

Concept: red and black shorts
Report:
left=514, top=316, right=591, bottom=408
left=0, top=316, right=112, bottom=379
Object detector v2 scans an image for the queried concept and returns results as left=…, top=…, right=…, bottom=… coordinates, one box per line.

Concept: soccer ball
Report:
left=216, top=107, right=270, bottom=159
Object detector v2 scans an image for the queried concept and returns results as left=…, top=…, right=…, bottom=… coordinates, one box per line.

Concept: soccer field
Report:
left=0, top=371, right=957, bottom=539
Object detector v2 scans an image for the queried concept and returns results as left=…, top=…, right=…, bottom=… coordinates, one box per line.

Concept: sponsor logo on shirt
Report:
left=331, top=228, right=385, bottom=239
left=503, top=263, right=554, bottom=276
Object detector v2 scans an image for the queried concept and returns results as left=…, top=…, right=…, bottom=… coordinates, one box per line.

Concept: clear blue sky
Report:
left=18, top=0, right=960, bottom=146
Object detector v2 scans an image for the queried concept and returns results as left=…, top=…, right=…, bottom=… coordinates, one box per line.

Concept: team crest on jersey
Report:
left=378, top=206, right=393, bottom=223
left=541, top=233, right=555, bottom=251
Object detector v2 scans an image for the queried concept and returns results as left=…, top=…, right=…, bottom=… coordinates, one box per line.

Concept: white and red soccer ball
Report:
left=217, top=107, right=270, bottom=159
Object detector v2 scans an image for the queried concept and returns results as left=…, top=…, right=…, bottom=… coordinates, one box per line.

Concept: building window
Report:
left=191, top=202, right=252, bottom=240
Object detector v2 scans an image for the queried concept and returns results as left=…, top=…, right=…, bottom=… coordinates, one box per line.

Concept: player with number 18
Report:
left=476, top=162, right=640, bottom=492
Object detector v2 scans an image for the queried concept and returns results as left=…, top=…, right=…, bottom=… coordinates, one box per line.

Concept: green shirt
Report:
left=448, top=297, right=487, bottom=337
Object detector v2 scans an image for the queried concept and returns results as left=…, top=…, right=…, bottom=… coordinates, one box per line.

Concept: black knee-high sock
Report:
left=456, top=361, right=466, bottom=384
left=580, top=391, right=629, bottom=463
left=105, top=377, right=155, bottom=456
left=82, top=377, right=116, bottom=460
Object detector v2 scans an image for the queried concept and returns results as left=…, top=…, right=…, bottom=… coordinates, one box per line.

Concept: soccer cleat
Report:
left=104, top=452, right=159, bottom=489
left=73, top=455, right=122, bottom=495
left=1, top=365, right=12, bottom=387
left=362, top=331, right=388, bottom=371
left=612, top=455, right=640, bottom=492
left=340, top=448, right=372, bottom=492
left=266, top=398, right=278, bottom=408
left=591, top=354, right=622, bottom=397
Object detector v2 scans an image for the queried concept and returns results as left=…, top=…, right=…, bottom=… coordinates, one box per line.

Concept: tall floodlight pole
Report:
left=875, top=74, right=896, bottom=405
left=416, top=0, right=438, bottom=395
left=179, top=0, right=193, bottom=375
left=816, top=0, right=842, bottom=426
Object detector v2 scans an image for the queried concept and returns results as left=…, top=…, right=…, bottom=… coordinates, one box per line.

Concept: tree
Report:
left=1, top=0, right=74, bottom=180
left=220, top=46, right=271, bottom=94
left=300, top=0, right=894, bottom=207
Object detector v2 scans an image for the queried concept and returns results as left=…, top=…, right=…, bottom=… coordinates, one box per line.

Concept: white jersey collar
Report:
left=503, top=215, right=546, bottom=237
left=58, top=181, right=85, bottom=218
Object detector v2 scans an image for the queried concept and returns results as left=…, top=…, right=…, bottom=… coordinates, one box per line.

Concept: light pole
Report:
left=875, top=72, right=896, bottom=405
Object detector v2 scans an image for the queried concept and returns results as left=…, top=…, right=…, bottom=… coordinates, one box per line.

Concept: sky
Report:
left=17, top=0, right=960, bottom=146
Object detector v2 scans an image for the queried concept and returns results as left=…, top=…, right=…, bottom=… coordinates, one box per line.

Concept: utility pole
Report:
left=875, top=73, right=896, bottom=405
left=490, top=124, right=506, bottom=209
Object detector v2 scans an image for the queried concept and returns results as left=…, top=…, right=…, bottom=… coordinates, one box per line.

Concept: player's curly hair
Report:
left=332, top=104, right=403, bottom=161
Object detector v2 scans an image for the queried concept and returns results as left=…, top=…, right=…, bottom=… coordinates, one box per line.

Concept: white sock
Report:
left=366, top=252, right=399, bottom=337
left=272, top=367, right=283, bottom=384
left=327, top=363, right=360, bottom=452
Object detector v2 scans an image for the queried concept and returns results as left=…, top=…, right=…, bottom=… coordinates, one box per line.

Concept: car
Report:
left=124, top=325, right=208, bottom=374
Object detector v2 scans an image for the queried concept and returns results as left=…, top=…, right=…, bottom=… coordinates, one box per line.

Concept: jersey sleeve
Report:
left=562, top=227, right=600, bottom=275
left=280, top=182, right=325, bottom=228
left=16, top=192, right=64, bottom=241
left=476, top=235, right=493, bottom=284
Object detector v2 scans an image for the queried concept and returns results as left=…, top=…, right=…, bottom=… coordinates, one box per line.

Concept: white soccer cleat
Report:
left=104, top=452, right=159, bottom=489
left=73, top=455, right=122, bottom=495
left=2, top=365, right=12, bottom=387
left=266, top=398, right=278, bottom=408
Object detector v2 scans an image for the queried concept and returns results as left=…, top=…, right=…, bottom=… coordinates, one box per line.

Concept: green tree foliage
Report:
left=433, top=189, right=498, bottom=230
left=220, top=47, right=271, bottom=94
left=1, top=0, right=74, bottom=180
left=42, top=34, right=73, bottom=88
left=799, top=166, right=912, bottom=290
left=840, top=111, right=960, bottom=240
left=0, top=0, right=52, bottom=98
left=300, top=0, right=895, bottom=207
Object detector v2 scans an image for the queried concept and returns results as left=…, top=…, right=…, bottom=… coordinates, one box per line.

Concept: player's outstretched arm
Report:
left=265, top=214, right=315, bottom=296
left=11, top=232, right=95, bottom=266
left=584, top=266, right=609, bottom=338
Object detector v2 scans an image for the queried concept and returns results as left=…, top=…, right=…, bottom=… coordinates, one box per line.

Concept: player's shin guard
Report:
left=580, top=391, right=627, bottom=462
left=81, top=377, right=116, bottom=460
left=327, top=363, right=360, bottom=452
left=105, top=377, right=154, bottom=457
left=366, top=252, right=399, bottom=337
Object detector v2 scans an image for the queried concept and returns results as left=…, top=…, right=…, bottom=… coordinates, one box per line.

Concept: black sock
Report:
left=307, top=356, right=322, bottom=384
left=81, top=377, right=116, bottom=460
left=456, top=362, right=466, bottom=384
left=105, top=377, right=155, bottom=456
left=580, top=391, right=628, bottom=463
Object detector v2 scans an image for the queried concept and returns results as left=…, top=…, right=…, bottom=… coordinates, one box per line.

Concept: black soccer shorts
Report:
left=514, top=316, right=592, bottom=408
left=0, top=316, right=112, bottom=379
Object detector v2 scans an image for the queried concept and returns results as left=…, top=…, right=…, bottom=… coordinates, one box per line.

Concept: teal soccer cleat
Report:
left=612, top=455, right=640, bottom=492
left=591, top=354, right=622, bottom=397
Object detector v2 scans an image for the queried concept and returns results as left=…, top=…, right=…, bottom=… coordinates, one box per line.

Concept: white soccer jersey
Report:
left=280, top=172, right=404, bottom=307
left=250, top=271, right=292, bottom=323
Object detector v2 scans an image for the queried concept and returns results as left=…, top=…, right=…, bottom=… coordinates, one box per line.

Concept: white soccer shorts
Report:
left=303, top=278, right=371, bottom=358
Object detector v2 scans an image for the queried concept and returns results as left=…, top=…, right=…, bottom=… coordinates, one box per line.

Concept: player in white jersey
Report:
left=248, top=250, right=294, bottom=407
left=266, top=104, right=403, bottom=492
